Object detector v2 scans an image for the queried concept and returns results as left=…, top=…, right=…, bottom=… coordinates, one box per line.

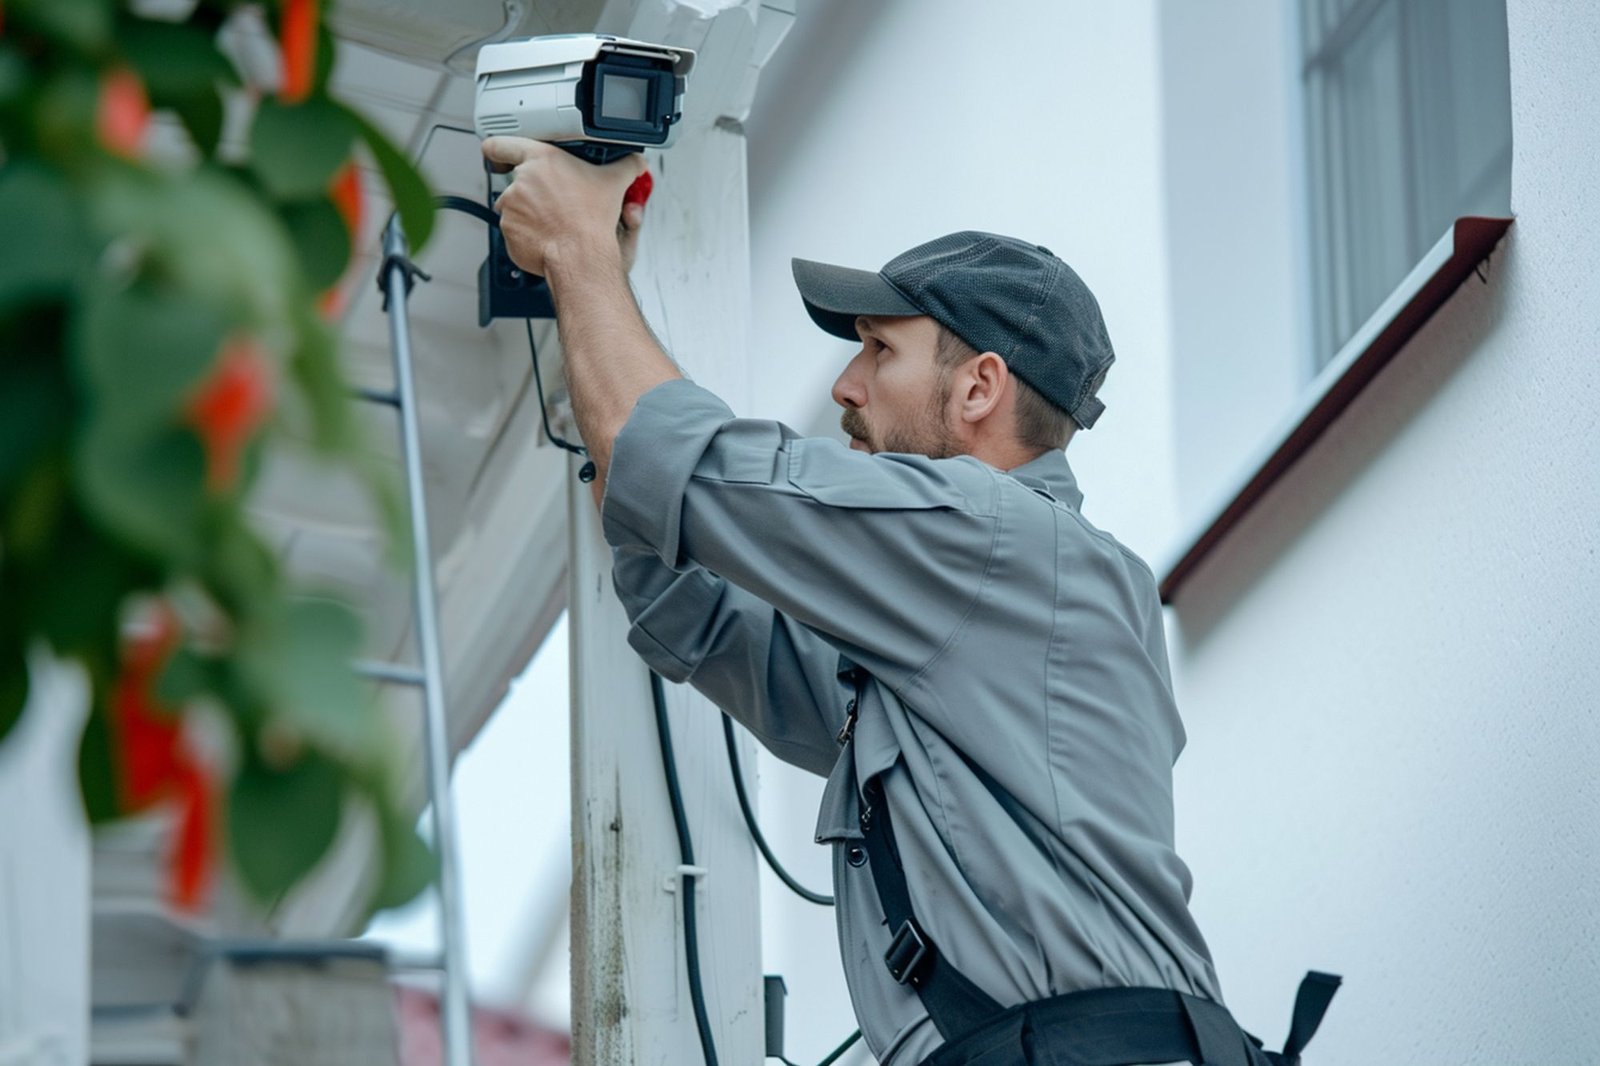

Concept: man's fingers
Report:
left=481, top=135, right=546, bottom=169
left=603, top=151, right=650, bottom=189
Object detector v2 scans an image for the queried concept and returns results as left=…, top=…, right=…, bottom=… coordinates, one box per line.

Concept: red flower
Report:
left=187, top=335, right=276, bottom=494
left=279, top=0, right=317, bottom=103
left=169, top=761, right=216, bottom=911
left=112, top=605, right=183, bottom=812
left=97, top=66, right=150, bottom=159
left=317, top=160, right=364, bottom=318
left=110, top=604, right=216, bottom=912
left=329, top=160, right=363, bottom=238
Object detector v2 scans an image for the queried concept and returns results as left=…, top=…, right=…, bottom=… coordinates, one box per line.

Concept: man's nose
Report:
left=832, top=350, right=868, bottom=410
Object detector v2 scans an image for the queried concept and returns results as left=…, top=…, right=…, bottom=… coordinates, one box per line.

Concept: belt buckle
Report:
left=884, top=919, right=930, bottom=985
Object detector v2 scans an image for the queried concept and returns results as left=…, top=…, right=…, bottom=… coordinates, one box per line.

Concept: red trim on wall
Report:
left=1159, top=216, right=1514, bottom=604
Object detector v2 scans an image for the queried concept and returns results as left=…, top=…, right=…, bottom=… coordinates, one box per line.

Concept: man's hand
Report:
left=482, top=137, right=647, bottom=278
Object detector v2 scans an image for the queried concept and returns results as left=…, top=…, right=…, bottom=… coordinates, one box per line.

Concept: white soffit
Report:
left=327, top=0, right=613, bottom=70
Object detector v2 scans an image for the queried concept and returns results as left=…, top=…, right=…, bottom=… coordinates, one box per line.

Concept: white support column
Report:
left=568, top=2, right=793, bottom=1064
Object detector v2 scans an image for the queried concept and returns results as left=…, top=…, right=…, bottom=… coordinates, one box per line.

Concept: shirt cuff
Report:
left=601, top=378, right=736, bottom=565
left=620, top=564, right=727, bottom=685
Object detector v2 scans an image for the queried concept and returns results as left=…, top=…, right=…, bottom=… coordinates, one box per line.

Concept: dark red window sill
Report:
left=1158, top=215, right=1514, bottom=605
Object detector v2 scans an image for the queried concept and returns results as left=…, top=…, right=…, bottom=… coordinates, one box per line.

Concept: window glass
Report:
left=1302, top=0, right=1512, bottom=368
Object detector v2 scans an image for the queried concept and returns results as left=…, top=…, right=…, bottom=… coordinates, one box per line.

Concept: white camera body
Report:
left=474, top=34, right=696, bottom=161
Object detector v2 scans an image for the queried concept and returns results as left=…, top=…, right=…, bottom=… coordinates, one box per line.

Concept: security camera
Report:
left=474, top=34, right=696, bottom=165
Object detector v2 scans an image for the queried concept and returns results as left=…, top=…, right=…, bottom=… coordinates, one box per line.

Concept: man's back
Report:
left=603, top=380, right=1220, bottom=1063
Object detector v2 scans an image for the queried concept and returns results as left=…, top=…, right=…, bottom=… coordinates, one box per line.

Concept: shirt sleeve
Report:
left=601, top=379, right=1001, bottom=695
left=611, top=545, right=848, bottom=777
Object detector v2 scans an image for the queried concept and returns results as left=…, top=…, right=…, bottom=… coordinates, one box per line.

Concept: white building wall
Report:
left=1157, top=0, right=1306, bottom=525
left=1164, top=1, right=1600, bottom=1062
left=0, top=658, right=90, bottom=1066
left=745, top=2, right=1173, bottom=1061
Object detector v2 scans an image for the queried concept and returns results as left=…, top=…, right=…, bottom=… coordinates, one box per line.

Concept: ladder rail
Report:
left=372, top=215, right=476, bottom=1066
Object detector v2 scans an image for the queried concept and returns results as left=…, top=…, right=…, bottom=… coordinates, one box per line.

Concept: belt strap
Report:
left=858, top=773, right=1002, bottom=1042
left=923, top=986, right=1268, bottom=1066
left=1278, top=970, right=1342, bottom=1063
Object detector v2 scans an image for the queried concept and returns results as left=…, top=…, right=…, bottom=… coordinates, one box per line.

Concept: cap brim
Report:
left=792, top=257, right=922, bottom=342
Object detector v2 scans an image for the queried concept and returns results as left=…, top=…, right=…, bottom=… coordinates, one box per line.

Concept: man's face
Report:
left=831, top=315, right=962, bottom=459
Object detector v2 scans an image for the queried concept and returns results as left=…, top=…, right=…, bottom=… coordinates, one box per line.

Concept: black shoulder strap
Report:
left=858, top=772, right=1003, bottom=1042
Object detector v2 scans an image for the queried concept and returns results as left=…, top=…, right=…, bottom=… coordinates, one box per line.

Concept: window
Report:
left=1301, top=0, right=1512, bottom=368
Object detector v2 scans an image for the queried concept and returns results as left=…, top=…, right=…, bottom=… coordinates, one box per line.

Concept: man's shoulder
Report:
left=784, top=440, right=1002, bottom=518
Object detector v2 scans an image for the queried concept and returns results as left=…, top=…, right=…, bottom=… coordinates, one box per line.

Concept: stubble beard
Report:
left=839, top=376, right=961, bottom=459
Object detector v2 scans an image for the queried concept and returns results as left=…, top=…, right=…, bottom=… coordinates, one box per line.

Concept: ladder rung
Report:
left=388, top=950, right=448, bottom=973
left=353, top=659, right=426, bottom=687
left=352, top=386, right=402, bottom=407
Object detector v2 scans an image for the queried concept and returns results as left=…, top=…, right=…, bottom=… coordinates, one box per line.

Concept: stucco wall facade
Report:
left=748, top=1, right=1597, bottom=1062
left=1166, top=0, right=1600, bottom=1059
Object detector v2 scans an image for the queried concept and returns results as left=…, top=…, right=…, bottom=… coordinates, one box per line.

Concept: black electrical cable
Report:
left=800, top=1027, right=864, bottom=1066
left=521, top=318, right=597, bottom=481
left=721, top=715, right=834, bottom=906
left=434, top=193, right=500, bottom=227
left=651, top=670, right=722, bottom=1066
left=778, top=1023, right=864, bottom=1066
left=432, top=192, right=597, bottom=482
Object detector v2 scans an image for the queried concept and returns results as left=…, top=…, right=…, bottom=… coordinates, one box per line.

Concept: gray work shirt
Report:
left=602, top=380, right=1222, bottom=1065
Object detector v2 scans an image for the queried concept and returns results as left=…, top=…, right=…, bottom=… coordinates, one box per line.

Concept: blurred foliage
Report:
left=0, top=0, right=437, bottom=917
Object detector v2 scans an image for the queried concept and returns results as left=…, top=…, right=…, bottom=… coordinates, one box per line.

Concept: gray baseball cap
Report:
left=791, top=231, right=1115, bottom=429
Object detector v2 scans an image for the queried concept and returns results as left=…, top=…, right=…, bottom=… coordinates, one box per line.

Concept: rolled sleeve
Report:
left=611, top=546, right=846, bottom=775
left=601, top=380, right=1001, bottom=693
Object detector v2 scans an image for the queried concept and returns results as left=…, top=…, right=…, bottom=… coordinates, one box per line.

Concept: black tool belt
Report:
left=858, top=774, right=1340, bottom=1066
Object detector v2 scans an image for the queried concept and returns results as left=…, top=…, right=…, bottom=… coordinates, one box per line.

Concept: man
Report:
left=483, top=137, right=1332, bottom=1066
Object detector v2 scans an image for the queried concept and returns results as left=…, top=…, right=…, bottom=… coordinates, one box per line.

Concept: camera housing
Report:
left=474, top=34, right=696, bottom=164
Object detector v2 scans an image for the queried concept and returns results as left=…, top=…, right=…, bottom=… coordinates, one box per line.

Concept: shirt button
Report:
left=846, top=844, right=868, bottom=868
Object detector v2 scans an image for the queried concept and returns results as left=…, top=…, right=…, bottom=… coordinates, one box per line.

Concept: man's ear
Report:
left=955, top=352, right=1009, bottom=424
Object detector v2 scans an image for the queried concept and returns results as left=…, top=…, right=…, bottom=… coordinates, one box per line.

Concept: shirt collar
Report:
left=1004, top=448, right=1084, bottom=510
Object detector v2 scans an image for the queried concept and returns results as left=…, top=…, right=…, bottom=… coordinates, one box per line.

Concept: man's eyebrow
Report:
left=855, top=315, right=883, bottom=341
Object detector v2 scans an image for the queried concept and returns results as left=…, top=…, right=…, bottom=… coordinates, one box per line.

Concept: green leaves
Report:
left=229, top=749, right=344, bottom=903
left=0, top=354, right=72, bottom=508
left=245, top=598, right=375, bottom=759
left=0, top=640, right=28, bottom=748
left=349, top=108, right=435, bottom=251
left=120, top=20, right=236, bottom=158
left=120, top=21, right=237, bottom=104
left=77, top=696, right=121, bottom=824
left=74, top=422, right=207, bottom=564
left=0, top=0, right=446, bottom=918
left=0, top=164, right=93, bottom=312
left=9, top=0, right=114, bottom=53
left=280, top=197, right=352, bottom=292
left=371, top=812, right=437, bottom=913
left=286, top=310, right=352, bottom=453
left=75, top=284, right=230, bottom=430
left=251, top=96, right=357, bottom=201
left=91, top=164, right=302, bottom=328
